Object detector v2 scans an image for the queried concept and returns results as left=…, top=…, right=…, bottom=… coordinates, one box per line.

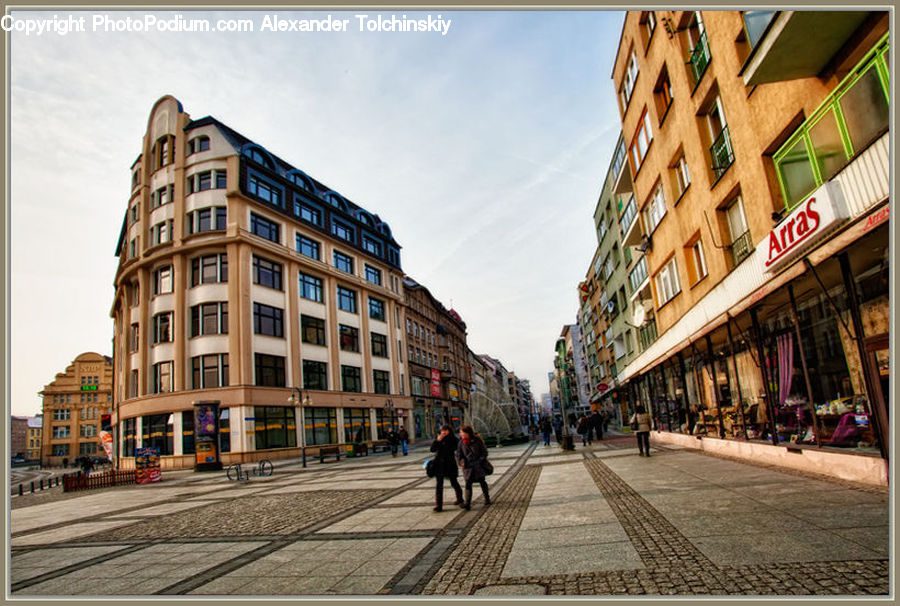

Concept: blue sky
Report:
left=8, top=9, right=625, bottom=416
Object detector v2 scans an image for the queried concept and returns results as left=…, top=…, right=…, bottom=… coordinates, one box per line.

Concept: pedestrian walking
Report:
left=430, top=425, right=463, bottom=512
left=590, top=409, right=604, bottom=441
left=602, top=408, right=610, bottom=433
left=540, top=417, right=552, bottom=446
left=576, top=414, right=591, bottom=446
left=456, top=424, right=491, bottom=510
left=398, top=426, right=409, bottom=456
left=387, top=428, right=400, bottom=457
left=629, top=404, right=654, bottom=457
left=552, top=416, right=563, bottom=444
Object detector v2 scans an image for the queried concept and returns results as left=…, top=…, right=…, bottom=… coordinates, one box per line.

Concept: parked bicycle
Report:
left=225, top=459, right=274, bottom=482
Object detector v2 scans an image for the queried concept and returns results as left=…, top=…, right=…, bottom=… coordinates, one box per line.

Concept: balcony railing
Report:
left=730, top=230, right=753, bottom=267
left=638, top=318, right=658, bottom=351
left=773, top=32, right=889, bottom=211
left=612, top=139, right=627, bottom=181
left=710, top=125, right=735, bottom=180
left=628, top=256, right=649, bottom=293
left=688, top=31, right=712, bottom=86
left=620, top=195, right=637, bottom=235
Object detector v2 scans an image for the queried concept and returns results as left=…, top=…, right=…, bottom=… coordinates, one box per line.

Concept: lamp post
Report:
left=287, top=387, right=311, bottom=468
left=384, top=398, right=395, bottom=431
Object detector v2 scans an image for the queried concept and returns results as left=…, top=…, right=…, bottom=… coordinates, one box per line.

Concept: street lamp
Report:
left=384, top=398, right=395, bottom=431
left=287, top=387, right=311, bottom=468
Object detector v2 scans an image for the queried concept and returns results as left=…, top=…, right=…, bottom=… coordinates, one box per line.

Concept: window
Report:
left=333, top=251, right=354, bottom=274
left=301, top=315, right=326, bottom=346
left=187, top=170, right=226, bottom=193
left=191, top=253, right=228, bottom=286
left=187, top=207, right=226, bottom=233
left=673, top=154, right=691, bottom=200
left=726, top=196, right=752, bottom=266
left=188, top=135, right=210, bottom=154
left=337, top=286, right=357, bottom=313
left=253, top=256, right=283, bottom=291
left=686, top=11, right=710, bottom=86
left=80, top=424, right=97, bottom=438
left=191, top=354, right=229, bottom=389
left=628, top=109, right=654, bottom=173
left=253, top=303, right=284, bottom=337
left=742, top=11, right=776, bottom=49
left=142, top=413, right=176, bottom=456
left=131, top=168, right=141, bottom=189
left=247, top=175, right=283, bottom=207
left=152, top=361, right=174, bottom=394
left=153, top=266, right=173, bottom=295
left=388, top=247, right=400, bottom=267
left=250, top=213, right=280, bottom=243
left=705, top=96, right=733, bottom=180
left=218, top=408, right=231, bottom=453
left=128, top=370, right=139, bottom=398
left=687, top=239, right=708, bottom=285
left=654, top=66, right=673, bottom=124
left=341, top=365, right=362, bottom=392
left=255, top=354, right=286, bottom=387
left=373, top=370, right=390, bottom=394
left=305, top=407, right=337, bottom=446
left=655, top=257, right=681, bottom=306
left=190, top=302, right=228, bottom=337
left=129, top=323, right=139, bottom=352
left=182, top=411, right=195, bottom=455
left=303, top=360, right=328, bottom=390
left=371, top=333, right=389, bottom=358
left=122, top=417, right=136, bottom=457
left=362, top=236, right=382, bottom=256
left=619, top=48, right=640, bottom=111
left=151, top=219, right=174, bottom=246
left=369, top=297, right=385, bottom=321
left=129, top=202, right=139, bottom=225
left=331, top=219, right=355, bottom=242
left=52, top=426, right=70, bottom=439
left=299, top=272, right=324, bottom=302
left=152, top=184, right=174, bottom=209
left=296, top=201, right=323, bottom=226
left=344, top=408, right=371, bottom=443
left=641, top=10, right=656, bottom=46
left=254, top=406, right=296, bottom=450
left=411, top=376, right=426, bottom=396
left=364, top=265, right=382, bottom=286
left=296, top=234, right=320, bottom=260
left=152, top=312, right=173, bottom=344
left=642, top=183, right=667, bottom=234
left=339, top=324, right=360, bottom=352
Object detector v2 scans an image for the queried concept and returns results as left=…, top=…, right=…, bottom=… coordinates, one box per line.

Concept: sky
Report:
left=8, top=9, right=625, bottom=417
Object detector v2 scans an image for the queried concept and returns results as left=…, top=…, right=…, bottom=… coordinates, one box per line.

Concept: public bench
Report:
left=318, top=445, right=342, bottom=463
left=371, top=440, right=391, bottom=453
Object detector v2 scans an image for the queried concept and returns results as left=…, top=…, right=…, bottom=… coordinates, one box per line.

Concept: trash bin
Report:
left=346, top=443, right=357, bottom=458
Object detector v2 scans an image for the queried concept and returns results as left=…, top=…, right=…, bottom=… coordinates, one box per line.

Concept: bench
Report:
left=371, top=440, right=391, bottom=453
left=318, top=445, right=341, bottom=463
left=351, top=443, right=369, bottom=456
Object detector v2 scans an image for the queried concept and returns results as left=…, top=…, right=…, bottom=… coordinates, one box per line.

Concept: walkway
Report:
left=8, top=437, right=889, bottom=596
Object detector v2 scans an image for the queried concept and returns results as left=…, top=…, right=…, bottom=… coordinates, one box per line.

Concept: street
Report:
left=9, top=435, right=889, bottom=597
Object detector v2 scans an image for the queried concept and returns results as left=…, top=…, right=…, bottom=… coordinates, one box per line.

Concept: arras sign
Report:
left=758, top=181, right=849, bottom=274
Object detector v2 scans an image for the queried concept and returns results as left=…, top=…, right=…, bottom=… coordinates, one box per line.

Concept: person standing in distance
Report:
left=456, top=425, right=491, bottom=510
left=430, top=425, right=463, bottom=512
left=398, top=426, right=409, bottom=456
left=629, top=403, right=654, bottom=457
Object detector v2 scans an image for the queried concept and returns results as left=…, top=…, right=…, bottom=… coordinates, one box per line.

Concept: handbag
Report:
left=424, top=458, right=436, bottom=478
left=483, top=459, right=494, bottom=476
left=630, top=417, right=639, bottom=431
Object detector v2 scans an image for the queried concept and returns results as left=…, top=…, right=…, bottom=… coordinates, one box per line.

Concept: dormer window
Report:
left=188, top=136, right=210, bottom=155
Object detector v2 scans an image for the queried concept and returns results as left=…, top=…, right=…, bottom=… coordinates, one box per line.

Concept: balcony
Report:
left=628, top=255, right=649, bottom=296
left=741, top=11, right=872, bottom=86
left=620, top=195, right=641, bottom=248
left=638, top=317, right=658, bottom=351
left=730, top=230, right=753, bottom=267
left=612, top=139, right=633, bottom=196
left=710, top=126, right=734, bottom=181
left=688, top=31, right=712, bottom=87
left=773, top=33, right=889, bottom=211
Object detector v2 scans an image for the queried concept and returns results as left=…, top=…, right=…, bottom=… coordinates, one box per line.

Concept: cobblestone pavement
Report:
left=9, top=440, right=890, bottom=597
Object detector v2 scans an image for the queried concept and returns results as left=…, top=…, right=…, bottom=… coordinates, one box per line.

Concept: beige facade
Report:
left=403, top=277, right=470, bottom=439
left=607, top=11, right=889, bottom=478
left=39, top=352, right=113, bottom=467
left=111, top=96, right=412, bottom=469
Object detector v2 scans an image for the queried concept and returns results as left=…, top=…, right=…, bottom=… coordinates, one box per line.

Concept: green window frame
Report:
left=773, top=33, right=889, bottom=211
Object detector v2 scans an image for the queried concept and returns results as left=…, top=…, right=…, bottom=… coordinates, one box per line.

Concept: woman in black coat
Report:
left=430, top=425, right=463, bottom=512
left=456, top=424, right=491, bottom=510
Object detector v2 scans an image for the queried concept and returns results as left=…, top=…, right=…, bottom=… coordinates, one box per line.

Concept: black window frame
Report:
left=301, top=315, right=326, bottom=346
left=253, top=302, right=284, bottom=337
left=250, top=213, right=280, bottom=244
left=337, top=286, right=357, bottom=313
left=254, top=353, right=286, bottom=387
left=252, top=255, right=284, bottom=291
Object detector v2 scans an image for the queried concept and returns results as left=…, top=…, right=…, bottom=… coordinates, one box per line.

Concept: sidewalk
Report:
left=9, top=438, right=889, bottom=597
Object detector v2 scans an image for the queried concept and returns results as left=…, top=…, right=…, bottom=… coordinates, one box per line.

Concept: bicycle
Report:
left=225, top=459, right=274, bottom=482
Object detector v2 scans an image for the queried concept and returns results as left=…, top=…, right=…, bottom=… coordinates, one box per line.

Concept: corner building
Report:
left=610, top=11, right=889, bottom=484
left=111, top=96, right=411, bottom=469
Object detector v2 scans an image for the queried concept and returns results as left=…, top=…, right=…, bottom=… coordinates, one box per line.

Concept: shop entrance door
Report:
left=865, top=334, right=890, bottom=461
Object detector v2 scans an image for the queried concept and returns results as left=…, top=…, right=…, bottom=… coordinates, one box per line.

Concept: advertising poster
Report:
left=430, top=369, right=442, bottom=397
left=135, top=447, right=161, bottom=484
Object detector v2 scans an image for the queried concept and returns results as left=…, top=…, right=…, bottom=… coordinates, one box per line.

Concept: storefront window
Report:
left=141, top=413, right=174, bottom=455
left=218, top=408, right=231, bottom=453
left=305, top=407, right=337, bottom=446
left=182, top=411, right=195, bottom=455
left=413, top=404, right=426, bottom=439
left=123, top=417, right=136, bottom=457
left=375, top=409, right=399, bottom=438
left=254, top=406, right=297, bottom=450
left=344, top=408, right=371, bottom=443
